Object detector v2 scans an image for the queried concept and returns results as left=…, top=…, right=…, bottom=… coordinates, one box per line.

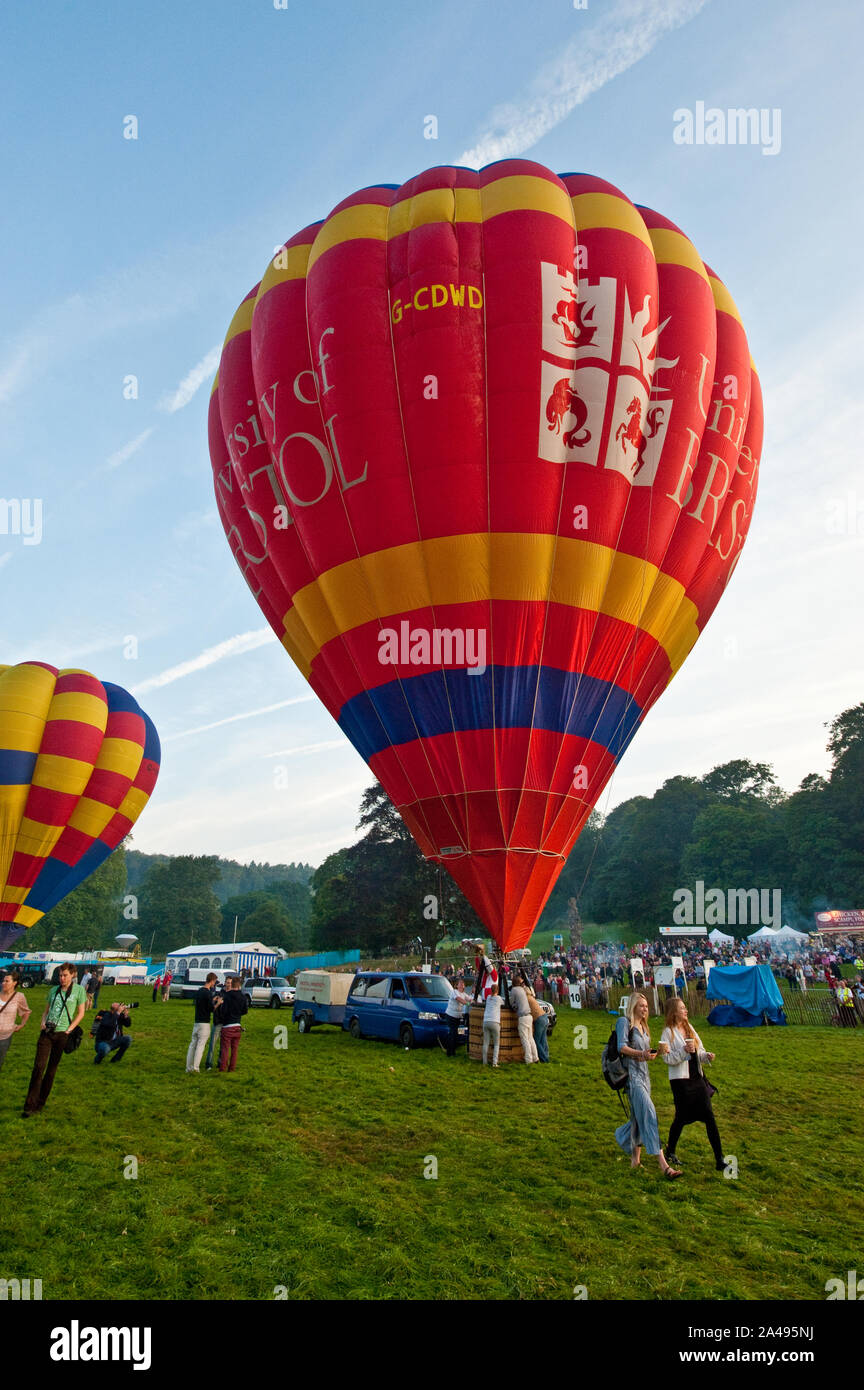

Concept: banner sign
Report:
left=815, top=910, right=864, bottom=930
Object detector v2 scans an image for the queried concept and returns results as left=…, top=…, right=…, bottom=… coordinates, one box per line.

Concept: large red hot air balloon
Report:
left=210, top=160, right=762, bottom=954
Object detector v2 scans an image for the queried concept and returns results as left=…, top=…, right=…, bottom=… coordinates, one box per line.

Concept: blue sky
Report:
left=1, top=0, right=861, bottom=866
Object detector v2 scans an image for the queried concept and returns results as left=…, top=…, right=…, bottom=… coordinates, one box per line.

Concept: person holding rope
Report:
left=659, top=997, right=724, bottom=1172
left=614, top=992, right=682, bottom=1180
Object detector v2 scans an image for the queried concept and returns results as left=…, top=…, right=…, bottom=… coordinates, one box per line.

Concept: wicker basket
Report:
left=467, top=1003, right=529, bottom=1064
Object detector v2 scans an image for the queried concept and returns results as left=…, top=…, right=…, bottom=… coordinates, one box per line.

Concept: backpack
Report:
left=601, top=1024, right=630, bottom=1091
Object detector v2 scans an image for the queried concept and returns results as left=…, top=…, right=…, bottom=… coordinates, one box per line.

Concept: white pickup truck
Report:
left=241, top=978, right=295, bottom=1009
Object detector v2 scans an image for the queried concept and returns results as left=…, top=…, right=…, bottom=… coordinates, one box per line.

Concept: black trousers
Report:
left=24, top=1031, right=69, bottom=1113
left=445, top=1014, right=461, bottom=1056
left=667, top=1078, right=723, bottom=1166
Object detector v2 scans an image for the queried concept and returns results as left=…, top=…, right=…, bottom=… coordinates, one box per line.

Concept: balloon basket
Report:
left=467, top=1003, right=527, bottom=1064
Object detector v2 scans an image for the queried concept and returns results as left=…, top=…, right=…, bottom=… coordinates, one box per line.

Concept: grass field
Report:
left=2, top=986, right=862, bottom=1301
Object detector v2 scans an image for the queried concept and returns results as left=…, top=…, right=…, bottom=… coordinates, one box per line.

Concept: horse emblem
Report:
left=615, top=397, right=665, bottom=476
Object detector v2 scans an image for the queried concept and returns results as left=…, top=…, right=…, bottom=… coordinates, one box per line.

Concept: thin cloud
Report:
left=266, top=740, right=345, bottom=758
left=158, top=343, right=221, bottom=414
left=457, top=0, right=710, bottom=166
left=131, top=628, right=275, bottom=694
left=165, top=696, right=315, bottom=742
left=106, top=427, right=154, bottom=470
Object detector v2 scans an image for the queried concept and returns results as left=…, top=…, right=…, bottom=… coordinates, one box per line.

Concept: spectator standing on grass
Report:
left=88, top=969, right=103, bottom=1011
left=218, top=976, right=249, bottom=1072
left=0, top=971, right=31, bottom=1071
left=22, top=963, right=87, bottom=1118
left=205, top=979, right=225, bottom=1069
left=836, top=981, right=857, bottom=1028
left=482, top=983, right=502, bottom=1066
left=187, top=972, right=222, bottom=1073
left=161, top=971, right=173, bottom=1003
left=80, top=969, right=93, bottom=1009
left=530, top=985, right=551, bottom=1063
left=510, top=972, right=538, bottom=1064
left=659, top=997, right=723, bottom=1172
left=152, top=974, right=161, bottom=1004
left=614, top=992, right=681, bottom=1180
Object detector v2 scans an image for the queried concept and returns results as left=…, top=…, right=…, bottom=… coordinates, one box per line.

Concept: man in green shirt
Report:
left=22, top=964, right=87, bottom=1117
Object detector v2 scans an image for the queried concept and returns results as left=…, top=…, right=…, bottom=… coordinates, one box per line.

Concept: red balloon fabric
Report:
left=210, top=160, right=762, bottom=953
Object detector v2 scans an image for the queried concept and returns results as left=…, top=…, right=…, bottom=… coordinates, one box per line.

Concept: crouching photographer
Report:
left=92, top=1001, right=138, bottom=1065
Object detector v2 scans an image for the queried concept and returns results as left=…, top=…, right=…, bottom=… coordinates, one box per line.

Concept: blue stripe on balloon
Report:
left=0, top=749, right=38, bottom=784
left=22, top=839, right=112, bottom=916
left=338, top=666, right=643, bottom=762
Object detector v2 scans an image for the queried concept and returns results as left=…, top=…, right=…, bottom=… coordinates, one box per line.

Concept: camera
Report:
left=44, top=1021, right=57, bottom=1036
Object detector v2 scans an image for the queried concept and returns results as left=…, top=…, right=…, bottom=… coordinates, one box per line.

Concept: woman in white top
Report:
left=660, top=997, right=724, bottom=1171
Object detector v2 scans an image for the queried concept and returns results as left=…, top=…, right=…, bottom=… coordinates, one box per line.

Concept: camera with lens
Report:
left=44, top=1021, right=57, bottom=1035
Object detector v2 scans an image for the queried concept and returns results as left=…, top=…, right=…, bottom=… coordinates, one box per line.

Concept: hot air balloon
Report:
left=0, top=662, right=161, bottom=951
left=210, top=160, right=762, bottom=956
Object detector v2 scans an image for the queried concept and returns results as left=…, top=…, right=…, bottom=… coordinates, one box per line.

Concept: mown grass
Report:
left=2, top=986, right=861, bottom=1301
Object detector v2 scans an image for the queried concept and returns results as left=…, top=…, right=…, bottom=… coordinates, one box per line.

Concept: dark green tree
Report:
left=136, top=855, right=222, bottom=957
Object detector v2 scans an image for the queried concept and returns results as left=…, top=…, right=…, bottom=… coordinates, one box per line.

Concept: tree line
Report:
left=16, top=702, right=862, bottom=957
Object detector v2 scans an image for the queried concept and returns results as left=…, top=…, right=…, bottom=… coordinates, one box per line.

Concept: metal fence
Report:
left=592, top=981, right=861, bottom=1028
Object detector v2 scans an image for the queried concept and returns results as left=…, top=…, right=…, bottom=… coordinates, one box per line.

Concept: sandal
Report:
left=663, top=1167, right=683, bottom=1180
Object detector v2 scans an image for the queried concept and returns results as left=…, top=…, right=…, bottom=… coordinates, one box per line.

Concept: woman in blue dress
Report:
left=615, top=992, right=682, bottom=1180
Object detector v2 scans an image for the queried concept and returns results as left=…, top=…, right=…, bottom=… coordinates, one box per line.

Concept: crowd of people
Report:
left=434, top=933, right=864, bottom=1020
left=0, top=962, right=253, bottom=1119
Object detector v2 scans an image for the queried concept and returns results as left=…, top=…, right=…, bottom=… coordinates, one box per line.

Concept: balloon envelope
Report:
left=211, top=160, right=762, bottom=952
left=0, top=663, right=161, bottom=950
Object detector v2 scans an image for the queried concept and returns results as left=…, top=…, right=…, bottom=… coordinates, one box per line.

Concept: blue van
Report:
left=342, top=971, right=464, bottom=1049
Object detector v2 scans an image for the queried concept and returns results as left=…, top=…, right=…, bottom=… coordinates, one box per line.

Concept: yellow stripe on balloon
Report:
left=0, top=664, right=56, bottom=746
left=44, top=690, right=107, bottom=731
left=11, top=904, right=43, bottom=929
left=479, top=174, right=575, bottom=228
left=94, top=736, right=144, bottom=780
left=281, top=534, right=699, bottom=679
left=307, top=203, right=390, bottom=272
left=68, top=796, right=117, bottom=838
left=708, top=274, right=744, bottom=326
left=307, top=174, right=575, bottom=273
left=222, top=295, right=256, bottom=349
left=648, top=228, right=710, bottom=284
left=570, top=193, right=653, bottom=250
left=254, top=241, right=315, bottom=307
left=116, top=784, right=151, bottom=822
left=29, top=753, right=96, bottom=795
left=387, top=186, right=482, bottom=239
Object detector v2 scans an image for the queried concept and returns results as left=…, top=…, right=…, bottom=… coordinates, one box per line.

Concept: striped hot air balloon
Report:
left=0, top=662, right=160, bottom=950
left=210, top=160, right=762, bottom=955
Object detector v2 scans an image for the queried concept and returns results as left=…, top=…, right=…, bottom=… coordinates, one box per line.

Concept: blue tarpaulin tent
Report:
left=706, top=963, right=787, bottom=1027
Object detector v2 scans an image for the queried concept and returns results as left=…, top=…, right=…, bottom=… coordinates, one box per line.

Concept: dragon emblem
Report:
left=546, top=378, right=591, bottom=450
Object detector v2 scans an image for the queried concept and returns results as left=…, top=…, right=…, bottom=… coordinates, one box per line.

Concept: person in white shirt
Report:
left=660, top=997, right=724, bottom=1171
left=509, top=973, right=539, bottom=1064
left=482, top=985, right=503, bottom=1066
left=442, top=978, right=471, bottom=1056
